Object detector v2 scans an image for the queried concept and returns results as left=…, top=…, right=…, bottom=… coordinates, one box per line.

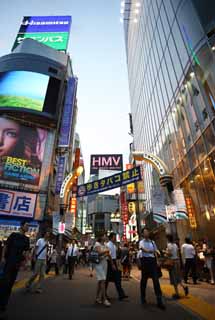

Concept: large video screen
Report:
left=0, top=116, right=48, bottom=185
left=0, top=71, right=49, bottom=112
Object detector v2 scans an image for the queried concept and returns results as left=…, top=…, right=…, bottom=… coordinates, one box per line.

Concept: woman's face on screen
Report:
left=0, top=118, right=20, bottom=157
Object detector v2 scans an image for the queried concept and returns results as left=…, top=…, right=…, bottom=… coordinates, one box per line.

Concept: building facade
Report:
left=124, top=0, right=215, bottom=240
left=87, top=194, right=119, bottom=236
left=0, top=16, right=78, bottom=241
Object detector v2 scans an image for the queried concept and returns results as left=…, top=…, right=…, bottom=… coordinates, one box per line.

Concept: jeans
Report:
left=140, top=257, right=162, bottom=303
left=184, top=258, right=197, bottom=284
left=68, top=257, right=77, bottom=279
left=27, top=259, right=46, bottom=290
left=0, top=261, right=19, bottom=308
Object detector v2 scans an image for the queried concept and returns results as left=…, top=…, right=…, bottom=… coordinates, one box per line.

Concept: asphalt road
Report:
left=6, top=268, right=201, bottom=320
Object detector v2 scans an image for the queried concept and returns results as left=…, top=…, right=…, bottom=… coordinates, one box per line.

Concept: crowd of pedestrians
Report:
left=0, top=222, right=215, bottom=316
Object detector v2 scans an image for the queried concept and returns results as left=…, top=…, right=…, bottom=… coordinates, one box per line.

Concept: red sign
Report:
left=120, top=191, right=128, bottom=241
left=185, top=196, right=197, bottom=228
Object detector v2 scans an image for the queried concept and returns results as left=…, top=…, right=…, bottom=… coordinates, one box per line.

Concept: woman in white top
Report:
left=94, top=235, right=111, bottom=307
left=166, top=235, right=188, bottom=299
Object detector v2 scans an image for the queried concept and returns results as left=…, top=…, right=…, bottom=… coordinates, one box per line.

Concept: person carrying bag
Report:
left=139, top=228, right=165, bottom=310
left=25, top=231, right=50, bottom=293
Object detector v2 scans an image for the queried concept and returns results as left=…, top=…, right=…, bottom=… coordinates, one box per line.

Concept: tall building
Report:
left=123, top=0, right=215, bottom=241
left=88, top=194, right=119, bottom=236
left=0, top=16, right=78, bottom=241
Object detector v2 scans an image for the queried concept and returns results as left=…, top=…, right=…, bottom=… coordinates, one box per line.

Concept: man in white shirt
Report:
left=66, top=239, right=79, bottom=280
left=106, top=233, right=128, bottom=301
left=181, top=237, right=197, bottom=284
left=26, top=230, right=50, bottom=293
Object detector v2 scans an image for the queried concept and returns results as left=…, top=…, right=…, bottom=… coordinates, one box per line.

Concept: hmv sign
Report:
left=90, top=154, right=123, bottom=174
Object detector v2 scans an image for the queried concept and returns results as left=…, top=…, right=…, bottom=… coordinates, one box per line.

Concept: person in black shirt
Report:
left=0, top=221, right=30, bottom=315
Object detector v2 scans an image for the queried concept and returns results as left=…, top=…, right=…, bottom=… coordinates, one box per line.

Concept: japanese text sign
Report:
left=58, top=77, right=77, bottom=147
left=77, top=166, right=142, bottom=197
left=90, top=154, right=123, bottom=174
left=12, top=16, right=72, bottom=51
left=0, top=189, right=37, bottom=218
left=55, top=156, right=66, bottom=194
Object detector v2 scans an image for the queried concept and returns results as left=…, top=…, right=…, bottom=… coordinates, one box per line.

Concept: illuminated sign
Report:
left=0, top=189, right=37, bottom=218
left=12, top=16, right=72, bottom=52
left=0, top=117, right=48, bottom=185
left=77, top=167, right=142, bottom=198
left=0, top=71, right=49, bottom=112
left=128, top=202, right=136, bottom=214
left=0, top=71, right=60, bottom=117
left=185, top=196, right=197, bottom=229
left=120, top=191, right=128, bottom=241
left=90, top=154, right=123, bottom=174
left=70, top=197, right=77, bottom=215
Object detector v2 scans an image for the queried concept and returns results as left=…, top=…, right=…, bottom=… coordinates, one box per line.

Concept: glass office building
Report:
left=124, top=0, right=215, bottom=240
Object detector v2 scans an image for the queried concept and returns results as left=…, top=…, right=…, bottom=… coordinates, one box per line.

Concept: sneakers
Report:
left=103, top=300, right=111, bottom=307
left=95, top=298, right=102, bottom=305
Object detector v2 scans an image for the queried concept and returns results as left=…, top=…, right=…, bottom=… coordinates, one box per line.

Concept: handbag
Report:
left=88, top=250, right=100, bottom=264
left=151, top=240, right=163, bottom=278
left=160, top=257, right=175, bottom=271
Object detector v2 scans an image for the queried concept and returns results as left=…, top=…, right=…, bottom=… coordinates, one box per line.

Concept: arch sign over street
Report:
left=60, top=166, right=142, bottom=200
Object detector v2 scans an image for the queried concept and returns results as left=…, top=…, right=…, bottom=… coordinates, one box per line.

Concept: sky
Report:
left=0, top=0, right=131, bottom=178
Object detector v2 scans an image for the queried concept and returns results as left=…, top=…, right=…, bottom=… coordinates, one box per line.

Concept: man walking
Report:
left=181, top=237, right=197, bottom=284
left=66, top=239, right=79, bottom=280
left=106, top=233, right=128, bottom=301
left=0, top=221, right=30, bottom=315
left=26, top=230, right=50, bottom=293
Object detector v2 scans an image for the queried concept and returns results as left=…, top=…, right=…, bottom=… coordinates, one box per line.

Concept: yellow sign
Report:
left=128, top=202, right=136, bottom=213
left=127, top=183, right=135, bottom=194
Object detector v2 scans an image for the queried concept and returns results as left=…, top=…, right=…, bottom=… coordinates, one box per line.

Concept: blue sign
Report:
left=77, top=167, right=142, bottom=197
left=58, top=77, right=78, bottom=147
left=55, top=156, right=66, bottom=194
left=19, top=16, right=72, bottom=33
left=0, top=189, right=37, bottom=218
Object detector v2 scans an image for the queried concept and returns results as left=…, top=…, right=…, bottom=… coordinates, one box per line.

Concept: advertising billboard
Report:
left=0, top=117, right=48, bottom=185
left=0, top=71, right=49, bottom=112
left=0, top=189, right=37, bottom=218
left=58, top=77, right=77, bottom=147
left=12, top=16, right=72, bottom=52
left=0, top=70, right=60, bottom=116
left=90, top=154, right=123, bottom=175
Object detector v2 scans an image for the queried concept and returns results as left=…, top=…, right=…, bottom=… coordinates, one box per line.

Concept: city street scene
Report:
left=0, top=0, right=215, bottom=319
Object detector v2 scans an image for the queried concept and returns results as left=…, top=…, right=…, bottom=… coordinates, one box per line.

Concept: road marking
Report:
left=132, top=274, right=215, bottom=320
left=13, top=273, right=55, bottom=291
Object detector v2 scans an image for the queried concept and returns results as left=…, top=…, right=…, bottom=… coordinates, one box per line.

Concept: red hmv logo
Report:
left=90, top=154, right=123, bottom=174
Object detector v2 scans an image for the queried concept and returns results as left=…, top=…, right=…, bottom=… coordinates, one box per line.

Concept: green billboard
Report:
left=13, top=32, right=69, bottom=51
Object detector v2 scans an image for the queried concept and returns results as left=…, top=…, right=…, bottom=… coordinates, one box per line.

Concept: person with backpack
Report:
left=25, top=230, right=50, bottom=293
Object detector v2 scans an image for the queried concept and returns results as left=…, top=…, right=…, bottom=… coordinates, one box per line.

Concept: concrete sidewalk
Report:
left=131, top=267, right=215, bottom=320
